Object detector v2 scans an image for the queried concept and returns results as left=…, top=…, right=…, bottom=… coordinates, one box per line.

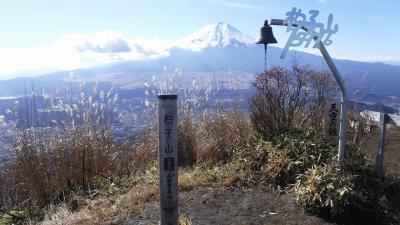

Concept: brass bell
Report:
left=256, top=20, right=277, bottom=45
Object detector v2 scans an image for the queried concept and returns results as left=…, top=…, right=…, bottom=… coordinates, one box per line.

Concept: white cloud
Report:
left=76, top=38, right=131, bottom=53
left=0, top=31, right=173, bottom=79
left=208, top=0, right=263, bottom=10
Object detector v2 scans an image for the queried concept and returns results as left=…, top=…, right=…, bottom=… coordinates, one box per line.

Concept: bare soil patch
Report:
left=119, top=187, right=333, bottom=225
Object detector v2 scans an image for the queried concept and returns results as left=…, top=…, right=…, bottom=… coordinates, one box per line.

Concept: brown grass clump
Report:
left=178, top=116, right=197, bottom=167
left=196, top=112, right=252, bottom=164
left=122, top=127, right=158, bottom=172
left=112, top=110, right=252, bottom=174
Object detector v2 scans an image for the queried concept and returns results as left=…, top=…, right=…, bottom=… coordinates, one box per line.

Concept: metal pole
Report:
left=376, top=113, right=387, bottom=173
left=270, top=19, right=348, bottom=163
left=318, top=43, right=348, bottom=163
left=158, top=94, right=179, bottom=225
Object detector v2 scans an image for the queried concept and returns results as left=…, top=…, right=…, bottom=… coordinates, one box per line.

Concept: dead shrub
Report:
left=249, top=63, right=336, bottom=140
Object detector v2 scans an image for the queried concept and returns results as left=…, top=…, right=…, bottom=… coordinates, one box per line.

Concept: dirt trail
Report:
left=119, top=187, right=333, bottom=225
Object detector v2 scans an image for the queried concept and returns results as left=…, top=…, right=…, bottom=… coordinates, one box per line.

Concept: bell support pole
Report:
left=269, top=19, right=348, bottom=164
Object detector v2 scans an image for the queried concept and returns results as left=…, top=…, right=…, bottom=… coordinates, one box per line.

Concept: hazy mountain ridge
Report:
left=0, top=22, right=399, bottom=109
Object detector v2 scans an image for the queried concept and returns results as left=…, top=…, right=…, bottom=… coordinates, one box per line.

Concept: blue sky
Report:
left=0, top=0, right=399, bottom=77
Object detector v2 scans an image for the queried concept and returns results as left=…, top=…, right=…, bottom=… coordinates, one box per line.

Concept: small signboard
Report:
left=325, top=102, right=341, bottom=136
left=158, top=95, right=178, bottom=225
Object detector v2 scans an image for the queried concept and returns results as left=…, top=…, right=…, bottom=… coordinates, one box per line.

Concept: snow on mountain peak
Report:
left=175, top=22, right=254, bottom=51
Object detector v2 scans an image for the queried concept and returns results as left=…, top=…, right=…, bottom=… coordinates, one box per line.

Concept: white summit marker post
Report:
left=158, top=94, right=178, bottom=225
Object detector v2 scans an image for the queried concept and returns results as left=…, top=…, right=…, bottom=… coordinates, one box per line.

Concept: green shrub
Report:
left=228, top=135, right=272, bottom=187
left=343, top=148, right=400, bottom=224
left=229, top=129, right=337, bottom=188
left=0, top=209, right=29, bottom=225
left=265, top=129, right=337, bottom=187
left=383, top=177, right=400, bottom=219
left=264, top=147, right=305, bottom=187
left=295, top=148, right=400, bottom=224
left=294, top=163, right=356, bottom=218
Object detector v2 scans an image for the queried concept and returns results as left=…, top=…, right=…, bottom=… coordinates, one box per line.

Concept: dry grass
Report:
left=121, top=111, right=252, bottom=171
left=39, top=165, right=159, bottom=225
left=0, top=83, right=128, bottom=211
left=35, top=110, right=252, bottom=223
left=40, top=186, right=159, bottom=225
left=0, top=125, right=118, bottom=218
left=0, top=80, right=252, bottom=224
left=178, top=116, right=197, bottom=167
left=20, top=120, right=400, bottom=225
left=120, top=127, right=158, bottom=172
left=195, top=112, right=252, bottom=164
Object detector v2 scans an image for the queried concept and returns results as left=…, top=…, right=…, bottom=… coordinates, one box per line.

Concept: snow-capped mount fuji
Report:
left=174, top=22, right=255, bottom=51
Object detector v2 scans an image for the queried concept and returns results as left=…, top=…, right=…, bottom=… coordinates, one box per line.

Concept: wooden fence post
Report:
left=158, top=95, right=178, bottom=225
left=360, top=110, right=400, bottom=173
left=376, top=113, right=387, bottom=173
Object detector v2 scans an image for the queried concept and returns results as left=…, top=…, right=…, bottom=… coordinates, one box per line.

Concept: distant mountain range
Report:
left=0, top=22, right=399, bottom=110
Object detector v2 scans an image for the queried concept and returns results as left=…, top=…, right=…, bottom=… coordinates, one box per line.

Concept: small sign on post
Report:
left=376, top=113, right=388, bottom=173
left=158, top=95, right=178, bottom=225
left=325, top=102, right=341, bottom=136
